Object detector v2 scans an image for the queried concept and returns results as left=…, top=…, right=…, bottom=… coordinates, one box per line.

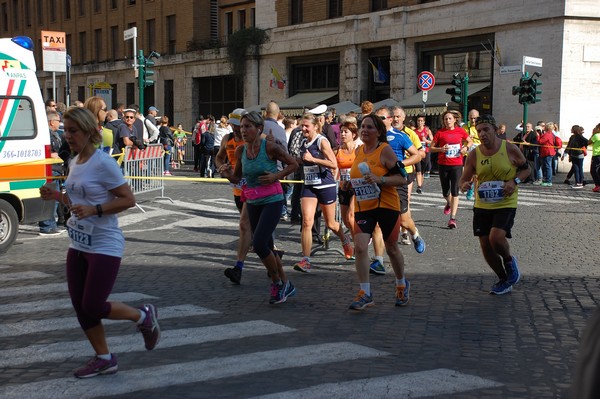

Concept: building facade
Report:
left=1, top=0, right=599, bottom=135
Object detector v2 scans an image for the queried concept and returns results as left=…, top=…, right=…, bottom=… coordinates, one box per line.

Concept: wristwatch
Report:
left=513, top=177, right=521, bottom=185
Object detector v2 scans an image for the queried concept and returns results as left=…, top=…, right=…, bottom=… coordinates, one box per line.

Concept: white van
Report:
left=0, top=36, right=54, bottom=252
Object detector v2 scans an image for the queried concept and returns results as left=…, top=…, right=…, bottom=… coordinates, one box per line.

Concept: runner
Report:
left=219, top=111, right=298, bottom=304
left=430, top=110, right=473, bottom=228
left=39, top=107, right=160, bottom=378
left=215, top=108, right=252, bottom=285
left=459, top=114, right=530, bottom=295
left=335, top=120, right=359, bottom=240
left=348, top=114, right=410, bottom=310
left=293, top=113, right=354, bottom=273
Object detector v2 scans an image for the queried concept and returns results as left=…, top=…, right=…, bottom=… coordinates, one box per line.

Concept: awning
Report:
left=245, top=91, right=338, bottom=117
left=399, top=82, right=490, bottom=116
left=327, top=101, right=359, bottom=115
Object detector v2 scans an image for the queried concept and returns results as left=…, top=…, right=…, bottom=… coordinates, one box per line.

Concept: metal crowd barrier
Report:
left=123, top=144, right=173, bottom=212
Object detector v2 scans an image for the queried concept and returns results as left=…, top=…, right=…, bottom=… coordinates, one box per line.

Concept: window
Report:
left=238, top=9, right=246, bottom=30
left=66, top=33, right=72, bottom=55
left=36, top=0, right=42, bottom=25
left=94, top=29, right=102, bottom=62
left=24, top=0, right=31, bottom=26
left=78, top=0, right=84, bottom=16
left=329, top=0, right=342, bottom=19
left=166, top=15, right=176, bottom=54
left=110, top=0, right=117, bottom=9
left=250, top=8, right=255, bottom=27
left=163, top=80, right=173, bottom=125
left=128, top=0, right=136, bottom=5
left=1, top=3, right=8, bottom=32
left=146, top=19, right=156, bottom=51
left=0, top=98, right=35, bottom=139
left=225, top=12, right=233, bottom=37
left=371, top=0, right=387, bottom=11
left=126, top=83, right=135, bottom=106
left=93, top=0, right=101, bottom=13
left=291, top=0, right=303, bottom=25
left=110, top=26, right=119, bottom=60
left=11, top=0, right=17, bottom=29
left=64, top=0, right=70, bottom=19
left=78, top=31, right=86, bottom=63
left=291, top=61, right=339, bottom=93
left=49, top=0, right=56, bottom=22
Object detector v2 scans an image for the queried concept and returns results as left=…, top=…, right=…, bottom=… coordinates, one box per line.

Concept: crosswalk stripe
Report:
left=0, top=292, right=157, bottom=316
left=0, top=342, right=386, bottom=399
left=0, top=271, right=53, bottom=282
left=0, top=320, right=296, bottom=368
left=0, top=304, right=218, bottom=338
left=248, top=368, right=502, bottom=399
left=0, top=282, right=66, bottom=298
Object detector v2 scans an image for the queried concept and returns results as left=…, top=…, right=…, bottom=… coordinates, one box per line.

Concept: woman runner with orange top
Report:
left=348, top=114, right=410, bottom=310
left=335, top=120, right=359, bottom=240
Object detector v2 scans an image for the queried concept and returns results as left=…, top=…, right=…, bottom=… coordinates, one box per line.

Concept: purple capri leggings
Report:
left=66, top=248, right=121, bottom=331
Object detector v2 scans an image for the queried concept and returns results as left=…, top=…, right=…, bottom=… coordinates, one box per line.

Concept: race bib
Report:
left=339, top=168, right=351, bottom=182
left=478, top=180, right=505, bottom=202
left=66, top=217, right=94, bottom=248
left=303, top=165, right=322, bottom=185
left=445, top=144, right=461, bottom=158
left=350, top=178, right=380, bottom=201
left=231, top=177, right=247, bottom=190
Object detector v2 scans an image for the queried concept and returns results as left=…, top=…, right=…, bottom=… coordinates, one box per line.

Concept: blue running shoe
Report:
left=274, top=281, right=296, bottom=304
left=413, top=236, right=426, bottom=254
left=505, top=256, right=520, bottom=285
left=395, top=280, right=410, bottom=306
left=489, top=280, right=512, bottom=295
left=349, top=290, right=374, bottom=310
left=369, top=258, right=386, bottom=275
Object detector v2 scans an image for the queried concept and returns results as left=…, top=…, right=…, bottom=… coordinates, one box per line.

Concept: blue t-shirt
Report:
left=386, top=128, right=414, bottom=161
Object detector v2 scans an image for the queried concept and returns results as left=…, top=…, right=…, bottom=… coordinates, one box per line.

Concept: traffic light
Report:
left=520, top=76, right=534, bottom=104
left=142, top=51, right=160, bottom=88
left=531, top=73, right=542, bottom=103
left=446, top=73, right=463, bottom=104
left=512, top=77, right=526, bottom=104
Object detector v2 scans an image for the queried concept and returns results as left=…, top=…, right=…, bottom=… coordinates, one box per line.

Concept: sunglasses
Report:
left=124, top=116, right=135, bottom=119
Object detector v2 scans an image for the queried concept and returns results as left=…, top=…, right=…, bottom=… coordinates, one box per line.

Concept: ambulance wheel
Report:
left=0, top=199, right=18, bottom=253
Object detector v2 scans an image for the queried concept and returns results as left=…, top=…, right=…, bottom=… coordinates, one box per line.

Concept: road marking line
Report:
left=0, top=292, right=157, bottom=316
left=0, top=282, right=66, bottom=298
left=0, top=271, right=53, bottom=282
left=0, top=342, right=386, bottom=399
left=0, top=320, right=296, bottom=368
left=248, top=368, right=503, bottom=399
left=0, top=304, right=218, bottom=338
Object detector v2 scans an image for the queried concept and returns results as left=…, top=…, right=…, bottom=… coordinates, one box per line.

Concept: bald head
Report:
left=106, top=109, right=118, bottom=121
left=265, top=101, right=280, bottom=118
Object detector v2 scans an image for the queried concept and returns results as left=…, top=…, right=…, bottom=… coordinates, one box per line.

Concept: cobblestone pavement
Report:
left=1, top=168, right=599, bottom=398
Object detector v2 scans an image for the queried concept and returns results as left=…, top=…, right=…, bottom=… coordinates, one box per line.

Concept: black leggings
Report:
left=438, top=164, right=463, bottom=197
left=246, top=200, right=284, bottom=259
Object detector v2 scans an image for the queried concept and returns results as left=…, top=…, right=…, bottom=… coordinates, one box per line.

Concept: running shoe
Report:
left=489, top=280, right=513, bottom=295
left=293, top=258, right=312, bottom=273
left=342, top=235, right=354, bottom=260
left=272, top=280, right=296, bottom=304
left=443, top=204, right=451, bottom=215
left=541, top=182, right=553, bottom=187
left=413, top=235, right=426, bottom=254
left=369, top=258, right=386, bottom=275
left=564, top=179, right=571, bottom=185
left=532, top=180, right=542, bottom=186
left=395, top=280, right=410, bottom=307
left=269, top=283, right=280, bottom=304
left=349, top=290, right=374, bottom=310
left=400, top=233, right=411, bottom=245
left=447, top=218, right=457, bottom=229
left=224, top=267, right=242, bottom=285
left=416, top=187, right=422, bottom=194
left=505, top=256, right=521, bottom=285
left=424, top=172, right=430, bottom=179
left=594, top=185, right=600, bottom=193
left=74, top=354, right=118, bottom=378
left=572, top=184, right=583, bottom=189
left=138, top=304, right=160, bottom=350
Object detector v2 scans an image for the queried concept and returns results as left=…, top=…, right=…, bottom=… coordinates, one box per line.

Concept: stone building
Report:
left=1, top=0, right=599, bottom=135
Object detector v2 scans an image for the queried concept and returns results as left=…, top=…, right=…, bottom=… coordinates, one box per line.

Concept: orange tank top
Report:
left=226, top=134, right=244, bottom=196
left=350, top=143, right=400, bottom=212
left=336, top=147, right=356, bottom=182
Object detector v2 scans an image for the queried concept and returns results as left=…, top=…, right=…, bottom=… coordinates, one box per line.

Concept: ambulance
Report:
left=0, top=36, right=55, bottom=253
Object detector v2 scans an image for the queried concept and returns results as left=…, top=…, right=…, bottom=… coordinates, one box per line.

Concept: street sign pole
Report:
left=521, top=71, right=529, bottom=129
